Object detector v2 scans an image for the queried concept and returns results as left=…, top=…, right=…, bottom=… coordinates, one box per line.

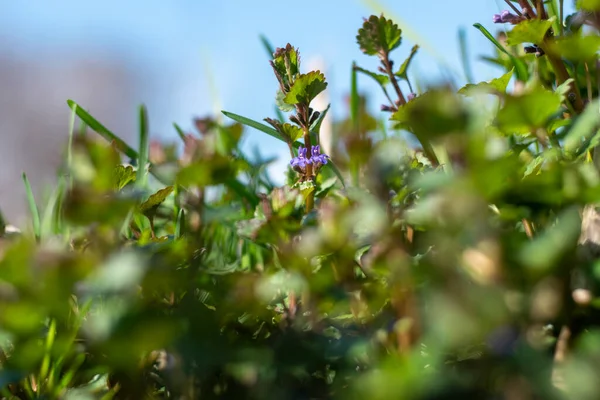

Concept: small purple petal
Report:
left=494, top=10, right=519, bottom=23
left=407, top=93, right=416, bottom=101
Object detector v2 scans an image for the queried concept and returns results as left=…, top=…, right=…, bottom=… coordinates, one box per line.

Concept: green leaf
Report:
left=222, top=110, right=302, bottom=148
left=547, top=35, right=600, bottom=61
left=22, top=172, right=40, bottom=240
left=284, top=71, right=328, bottom=106
left=114, top=165, right=137, bottom=191
left=280, top=123, right=303, bottom=142
left=276, top=89, right=295, bottom=112
left=357, top=14, right=402, bottom=56
left=579, top=0, right=600, bottom=10
left=259, top=34, right=275, bottom=59
left=66, top=100, right=138, bottom=160
left=140, top=186, right=174, bottom=215
left=458, top=68, right=514, bottom=96
left=395, top=44, right=419, bottom=80
left=324, top=161, right=346, bottom=188
left=564, top=99, right=600, bottom=153
left=310, top=103, right=331, bottom=133
left=496, top=86, right=562, bottom=134
left=506, top=18, right=554, bottom=45
left=173, top=123, right=187, bottom=141
left=555, top=78, right=575, bottom=103
left=354, top=65, right=389, bottom=85
left=271, top=44, right=300, bottom=87
left=391, top=89, right=469, bottom=139
left=472, top=23, right=528, bottom=81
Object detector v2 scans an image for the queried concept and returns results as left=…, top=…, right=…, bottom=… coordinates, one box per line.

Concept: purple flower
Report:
left=310, top=145, right=329, bottom=165
left=407, top=93, right=417, bottom=101
left=290, top=146, right=312, bottom=170
left=493, top=10, right=519, bottom=24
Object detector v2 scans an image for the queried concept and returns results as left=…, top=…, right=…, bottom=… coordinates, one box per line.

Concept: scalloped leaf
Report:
left=357, top=14, right=402, bottom=56
left=114, top=165, right=137, bottom=191
left=496, top=86, right=562, bottom=134
left=506, top=18, right=554, bottom=45
left=271, top=43, right=300, bottom=82
left=458, top=68, right=514, bottom=96
left=284, top=71, right=328, bottom=105
left=395, top=44, right=419, bottom=80
left=276, top=89, right=295, bottom=112
left=140, top=186, right=174, bottom=215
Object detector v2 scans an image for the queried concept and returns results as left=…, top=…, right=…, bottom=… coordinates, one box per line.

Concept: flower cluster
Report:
left=290, top=145, right=329, bottom=174
left=492, top=10, right=522, bottom=24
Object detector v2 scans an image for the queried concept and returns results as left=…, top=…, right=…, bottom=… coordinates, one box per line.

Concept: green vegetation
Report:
left=3, top=2, right=600, bottom=398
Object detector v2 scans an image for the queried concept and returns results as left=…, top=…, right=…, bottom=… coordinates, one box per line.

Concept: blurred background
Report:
left=0, top=0, right=575, bottom=225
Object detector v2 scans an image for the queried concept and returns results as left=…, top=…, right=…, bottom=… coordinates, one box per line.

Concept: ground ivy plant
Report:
left=1, top=1, right=600, bottom=399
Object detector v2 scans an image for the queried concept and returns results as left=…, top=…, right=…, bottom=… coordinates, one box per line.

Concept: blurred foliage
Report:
left=2, top=3, right=600, bottom=399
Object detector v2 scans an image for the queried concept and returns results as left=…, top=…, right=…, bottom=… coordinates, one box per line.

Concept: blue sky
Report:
left=0, top=0, right=576, bottom=179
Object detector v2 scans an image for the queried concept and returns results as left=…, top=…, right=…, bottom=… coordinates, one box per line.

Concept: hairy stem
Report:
left=381, top=52, right=406, bottom=105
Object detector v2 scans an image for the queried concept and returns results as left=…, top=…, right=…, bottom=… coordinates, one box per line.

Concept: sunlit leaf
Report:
left=357, top=14, right=402, bottom=56
left=284, top=71, right=328, bottom=105
left=506, top=18, right=554, bottom=45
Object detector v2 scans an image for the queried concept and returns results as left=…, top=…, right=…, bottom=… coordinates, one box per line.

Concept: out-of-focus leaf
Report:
left=579, top=0, right=600, bottom=10
left=547, top=35, right=600, bottom=61
left=519, top=206, right=581, bottom=272
left=564, top=99, right=600, bottom=154
left=496, top=86, right=562, bottom=134
left=458, top=69, right=513, bottom=96
left=114, top=165, right=136, bottom=191
left=391, top=89, right=469, bottom=139
left=140, top=186, right=174, bottom=215
left=506, top=18, right=554, bottom=45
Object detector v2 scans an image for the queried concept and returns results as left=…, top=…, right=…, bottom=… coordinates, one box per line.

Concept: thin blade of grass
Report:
left=350, top=63, right=360, bottom=186
left=67, top=100, right=138, bottom=160
left=458, top=27, right=474, bottom=84
left=472, top=23, right=528, bottom=81
left=137, top=105, right=149, bottom=187
left=173, top=123, right=187, bottom=141
left=22, top=172, right=40, bottom=240
left=222, top=110, right=302, bottom=148
left=41, top=177, right=66, bottom=239
left=175, top=209, right=185, bottom=238
left=259, top=34, right=275, bottom=58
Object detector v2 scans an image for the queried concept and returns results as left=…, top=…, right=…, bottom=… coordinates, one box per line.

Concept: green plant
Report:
left=2, top=2, right=600, bottom=399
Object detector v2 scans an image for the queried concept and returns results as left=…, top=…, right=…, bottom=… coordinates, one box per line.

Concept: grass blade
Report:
left=173, top=123, right=187, bottom=141
left=67, top=100, right=138, bottom=160
left=41, top=177, right=66, bottom=239
left=222, top=110, right=302, bottom=148
left=175, top=209, right=185, bottom=238
left=458, top=27, right=474, bottom=84
left=137, top=105, right=149, bottom=187
left=350, top=63, right=360, bottom=186
left=259, top=34, right=275, bottom=58
left=472, top=23, right=528, bottom=81
left=22, top=172, right=41, bottom=240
